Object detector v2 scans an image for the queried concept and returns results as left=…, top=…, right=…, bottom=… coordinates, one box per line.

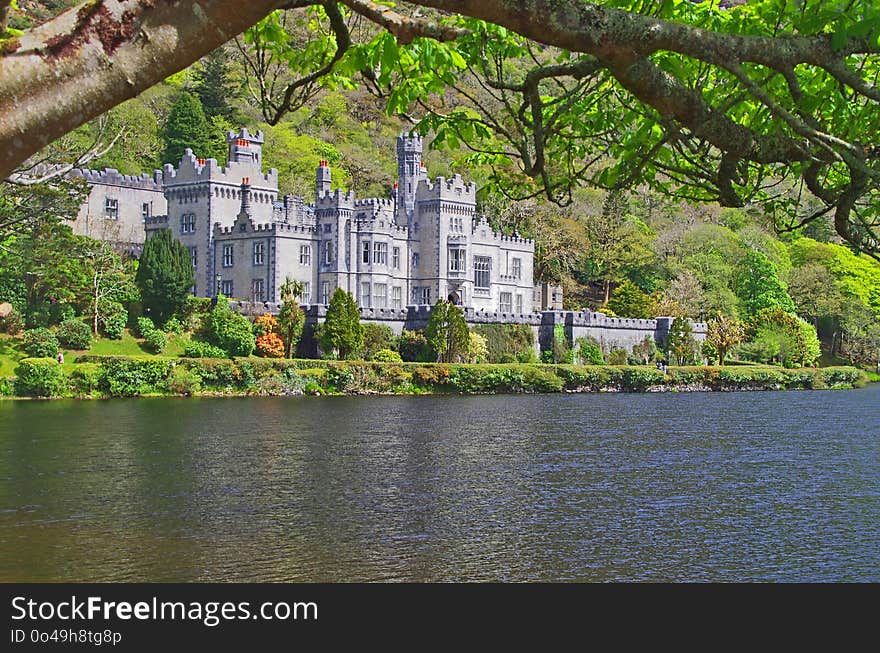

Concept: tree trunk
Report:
left=93, top=272, right=99, bottom=335
left=0, top=0, right=293, bottom=177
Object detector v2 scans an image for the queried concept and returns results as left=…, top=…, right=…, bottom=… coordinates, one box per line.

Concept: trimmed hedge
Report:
left=69, top=363, right=102, bottom=395
left=98, top=357, right=174, bottom=397
left=7, top=354, right=869, bottom=398
left=183, top=341, right=228, bottom=358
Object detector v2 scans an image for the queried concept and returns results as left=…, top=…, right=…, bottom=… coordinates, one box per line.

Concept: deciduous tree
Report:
left=5, top=1, right=880, bottom=256
left=278, top=277, right=305, bottom=358
left=705, top=314, right=745, bottom=366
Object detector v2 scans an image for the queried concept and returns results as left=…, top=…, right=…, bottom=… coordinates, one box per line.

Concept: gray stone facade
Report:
left=141, top=128, right=536, bottom=312
left=68, top=168, right=166, bottom=255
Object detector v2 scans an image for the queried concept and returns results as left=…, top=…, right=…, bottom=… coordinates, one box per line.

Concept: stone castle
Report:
left=73, top=128, right=540, bottom=314
left=68, top=127, right=705, bottom=353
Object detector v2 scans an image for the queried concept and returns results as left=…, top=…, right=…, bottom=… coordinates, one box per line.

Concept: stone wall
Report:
left=229, top=300, right=706, bottom=358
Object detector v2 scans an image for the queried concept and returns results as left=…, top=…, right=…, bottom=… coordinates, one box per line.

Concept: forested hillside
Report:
left=2, top=1, right=879, bottom=368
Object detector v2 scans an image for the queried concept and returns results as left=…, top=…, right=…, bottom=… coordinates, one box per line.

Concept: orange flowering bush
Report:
left=256, top=332, right=284, bottom=358
left=253, top=313, right=280, bottom=337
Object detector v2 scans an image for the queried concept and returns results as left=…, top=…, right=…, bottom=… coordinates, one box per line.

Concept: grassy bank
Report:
left=1, top=355, right=868, bottom=399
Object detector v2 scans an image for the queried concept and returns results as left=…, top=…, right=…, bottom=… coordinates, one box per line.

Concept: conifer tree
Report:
left=192, top=48, right=237, bottom=122
left=426, top=299, right=470, bottom=362
left=320, top=288, right=363, bottom=360
left=135, top=229, right=194, bottom=325
left=161, top=91, right=213, bottom=164
left=665, top=316, right=700, bottom=366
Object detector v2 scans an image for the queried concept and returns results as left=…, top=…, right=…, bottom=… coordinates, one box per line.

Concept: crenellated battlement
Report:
left=214, top=220, right=316, bottom=236
left=70, top=167, right=163, bottom=191
left=162, top=149, right=278, bottom=188
left=354, top=197, right=395, bottom=208
left=144, top=214, right=170, bottom=228
left=415, top=174, right=477, bottom=202
left=353, top=218, right=409, bottom=236
left=315, top=188, right=357, bottom=208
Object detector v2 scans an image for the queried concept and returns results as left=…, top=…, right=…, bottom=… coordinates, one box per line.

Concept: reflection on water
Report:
left=1, top=387, right=878, bottom=581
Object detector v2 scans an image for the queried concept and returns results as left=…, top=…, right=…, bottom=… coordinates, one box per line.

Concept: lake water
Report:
left=1, top=386, right=878, bottom=582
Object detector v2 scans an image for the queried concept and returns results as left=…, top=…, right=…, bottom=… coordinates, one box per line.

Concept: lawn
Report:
left=0, top=330, right=194, bottom=377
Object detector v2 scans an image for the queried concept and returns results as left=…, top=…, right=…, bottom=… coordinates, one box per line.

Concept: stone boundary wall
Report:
left=229, top=300, right=707, bottom=357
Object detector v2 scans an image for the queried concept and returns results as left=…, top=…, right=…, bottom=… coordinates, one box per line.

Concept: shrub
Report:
left=181, top=296, right=212, bottom=331
left=377, top=364, right=409, bottom=388
left=253, top=313, right=279, bottom=338
left=619, top=366, right=665, bottom=389
left=14, top=358, right=66, bottom=397
left=606, top=348, right=628, bottom=366
left=814, top=366, right=867, bottom=389
left=576, top=336, right=605, bottom=365
left=256, top=332, right=285, bottom=358
left=555, top=365, right=614, bottom=390
left=411, top=365, right=452, bottom=387
left=163, top=316, right=184, bottom=335
left=237, top=361, right=256, bottom=389
left=206, top=300, right=256, bottom=357
left=180, top=358, right=237, bottom=387
left=362, top=323, right=397, bottom=360
left=69, top=363, right=102, bottom=395
left=467, top=331, right=489, bottom=364
left=99, top=301, right=127, bottom=339
left=715, top=366, right=787, bottom=389
left=519, top=367, right=565, bottom=392
left=398, top=329, right=432, bottom=362
left=0, top=377, right=15, bottom=396
left=165, top=366, right=202, bottom=396
left=372, top=348, right=403, bottom=363
left=445, top=365, right=564, bottom=393
left=325, top=363, right=378, bottom=392
left=143, top=328, right=168, bottom=354
left=183, top=341, right=228, bottom=358
left=56, top=319, right=92, bottom=350
left=22, top=328, right=60, bottom=358
left=0, top=309, right=24, bottom=335
left=472, top=324, right=536, bottom=363
left=99, top=357, right=173, bottom=397
left=665, top=366, right=716, bottom=387
left=136, top=316, right=156, bottom=338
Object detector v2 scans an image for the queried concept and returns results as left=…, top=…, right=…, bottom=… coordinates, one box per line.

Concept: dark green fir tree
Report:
left=135, top=229, right=194, bottom=325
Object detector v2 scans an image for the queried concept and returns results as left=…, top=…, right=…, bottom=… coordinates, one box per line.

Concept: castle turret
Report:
left=396, top=132, right=426, bottom=225
left=227, top=128, right=264, bottom=165
left=316, top=160, right=331, bottom=199
left=239, top=177, right=252, bottom=217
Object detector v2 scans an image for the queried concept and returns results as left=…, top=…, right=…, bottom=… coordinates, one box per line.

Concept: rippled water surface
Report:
left=1, top=386, right=878, bottom=582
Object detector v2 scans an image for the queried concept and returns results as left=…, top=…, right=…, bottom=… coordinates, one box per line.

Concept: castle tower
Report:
left=316, top=160, right=331, bottom=199
left=396, top=132, right=426, bottom=225
left=227, top=128, right=264, bottom=166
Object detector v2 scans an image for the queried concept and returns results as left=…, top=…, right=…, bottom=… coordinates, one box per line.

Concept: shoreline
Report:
left=3, top=355, right=869, bottom=400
